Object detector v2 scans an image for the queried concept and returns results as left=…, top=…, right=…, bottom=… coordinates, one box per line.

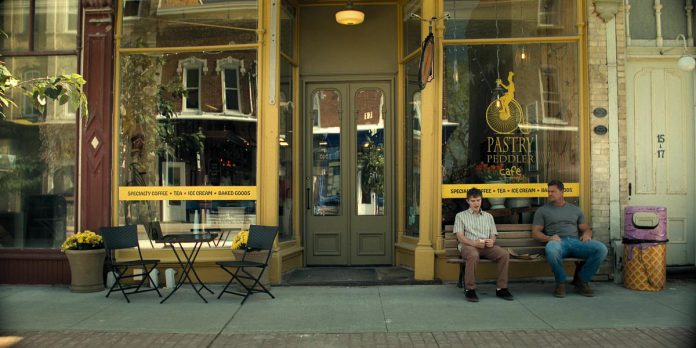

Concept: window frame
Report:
left=216, top=57, right=243, bottom=115
left=177, top=57, right=208, bottom=114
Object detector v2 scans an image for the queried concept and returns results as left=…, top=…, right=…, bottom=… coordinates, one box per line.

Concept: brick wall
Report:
left=586, top=3, right=627, bottom=245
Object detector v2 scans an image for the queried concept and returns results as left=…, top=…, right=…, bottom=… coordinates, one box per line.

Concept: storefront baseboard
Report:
left=0, top=249, right=70, bottom=284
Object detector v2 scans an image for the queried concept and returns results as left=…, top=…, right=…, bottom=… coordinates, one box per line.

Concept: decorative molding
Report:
left=215, top=57, right=241, bottom=73
left=593, top=0, right=623, bottom=22
left=177, top=57, right=208, bottom=74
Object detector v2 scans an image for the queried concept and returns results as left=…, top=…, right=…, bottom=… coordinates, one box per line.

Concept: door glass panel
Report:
left=355, top=88, right=385, bottom=216
left=311, top=89, right=341, bottom=216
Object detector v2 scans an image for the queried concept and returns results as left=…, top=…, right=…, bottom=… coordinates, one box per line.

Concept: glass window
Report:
left=443, top=0, right=577, bottom=40
left=405, top=57, right=420, bottom=236
left=442, top=42, right=579, bottom=224
left=355, top=88, right=385, bottom=216
left=311, top=89, right=341, bottom=216
left=0, top=56, right=79, bottom=249
left=34, top=0, right=79, bottom=51
left=280, top=2, right=295, bottom=57
left=184, top=67, right=201, bottom=111
left=120, top=0, right=259, bottom=49
left=403, top=0, right=421, bottom=56
left=0, top=0, right=31, bottom=52
left=279, top=57, right=294, bottom=241
left=224, top=68, right=240, bottom=112
left=117, top=51, right=258, bottom=246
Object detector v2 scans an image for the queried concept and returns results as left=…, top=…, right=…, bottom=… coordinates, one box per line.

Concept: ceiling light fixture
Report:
left=335, top=1, right=364, bottom=26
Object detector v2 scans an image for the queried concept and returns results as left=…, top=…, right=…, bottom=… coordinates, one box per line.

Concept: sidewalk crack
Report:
left=378, top=286, right=390, bottom=332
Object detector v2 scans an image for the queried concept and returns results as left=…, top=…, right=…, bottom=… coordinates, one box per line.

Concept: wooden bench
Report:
left=444, top=223, right=582, bottom=288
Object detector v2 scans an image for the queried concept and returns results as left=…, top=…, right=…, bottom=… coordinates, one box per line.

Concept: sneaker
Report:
left=496, top=288, right=514, bottom=301
left=576, top=282, right=595, bottom=297
left=465, top=289, right=479, bottom=302
left=554, top=283, right=566, bottom=298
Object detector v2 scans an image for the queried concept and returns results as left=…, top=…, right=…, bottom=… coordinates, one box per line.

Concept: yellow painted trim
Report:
left=400, top=49, right=420, bottom=64
left=119, top=44, right=258, bottom=55
left=396, top=2, right=406, bottom=239
left=413, top=0, right=437, bottom=281
left=443, top=36, right=580, bottom=46
left=579, top=0, right=591, bottom=219
left=280, top=51, right=298, bottom=66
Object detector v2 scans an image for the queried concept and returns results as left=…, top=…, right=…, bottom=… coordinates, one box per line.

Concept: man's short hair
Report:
left=548, top=180, right=564, bottom=191
left=466, top=187, right=483, bottom=199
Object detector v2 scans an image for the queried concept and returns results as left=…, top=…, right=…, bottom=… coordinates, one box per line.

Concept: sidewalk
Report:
left=1, top=280, right=694, bottom=347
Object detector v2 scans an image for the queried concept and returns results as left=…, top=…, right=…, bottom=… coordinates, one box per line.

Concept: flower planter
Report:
left=231, top=249, right=270, bottom=291
left=485, top=180, right=506, bottom=209
left=65, top=249, right=106, bottom=293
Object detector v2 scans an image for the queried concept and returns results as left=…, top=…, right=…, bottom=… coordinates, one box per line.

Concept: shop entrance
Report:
left=626, top=59, right=695, bottom=266
left=303, top=80, right=393, bottom=265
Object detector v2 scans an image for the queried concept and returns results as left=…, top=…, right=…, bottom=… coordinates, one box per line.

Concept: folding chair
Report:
left=217, top=225, right=278, bottom=304
left=101, top=225, right=162, bottom=302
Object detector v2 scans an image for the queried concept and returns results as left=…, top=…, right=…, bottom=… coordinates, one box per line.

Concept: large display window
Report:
left=0, top=0, right=80, bottom=249
left=441, top=0, right=581, bottom=226
left=116, top=1, right=260, bottom=247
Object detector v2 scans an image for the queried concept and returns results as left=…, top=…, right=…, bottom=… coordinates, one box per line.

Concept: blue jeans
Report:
left=545, top=237, right=608, bottom=283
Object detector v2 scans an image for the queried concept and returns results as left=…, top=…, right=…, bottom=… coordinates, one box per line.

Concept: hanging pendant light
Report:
left=335, top=0, right=364, bottom=25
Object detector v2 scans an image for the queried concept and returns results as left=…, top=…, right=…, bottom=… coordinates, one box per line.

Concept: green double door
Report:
left=304, top=80, right=393, bottom=265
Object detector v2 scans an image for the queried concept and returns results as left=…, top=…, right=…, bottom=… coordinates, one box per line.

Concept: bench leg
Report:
left=457, top=263, right=464, bottom=288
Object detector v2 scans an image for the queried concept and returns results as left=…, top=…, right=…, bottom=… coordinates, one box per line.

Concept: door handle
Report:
left=306, top=188, right=311, bottom=210
left=628, top=183, right=632, bottom=196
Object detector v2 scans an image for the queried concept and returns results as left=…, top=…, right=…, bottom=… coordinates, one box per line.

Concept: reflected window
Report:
left=178, top=57, right=207, bottom=113
left=216, top=57, right=242, bottom=114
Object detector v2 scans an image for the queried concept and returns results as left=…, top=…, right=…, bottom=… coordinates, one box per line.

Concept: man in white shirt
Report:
left=453, top=188, right=514, bottom=302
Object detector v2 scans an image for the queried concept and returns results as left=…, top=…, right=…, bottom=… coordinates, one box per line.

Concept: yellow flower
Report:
left=61, top=230, right=104, bottom=251
left=230, top=231, right=249, bottom=250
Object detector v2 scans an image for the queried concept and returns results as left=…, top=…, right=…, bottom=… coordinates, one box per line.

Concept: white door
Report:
left=626, top=58, right=695, bottom=266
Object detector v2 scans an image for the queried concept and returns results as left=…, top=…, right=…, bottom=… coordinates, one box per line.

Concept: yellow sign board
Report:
left=118, top=186, right=257, bottom=201
left=442, top=183, right=580, bottom=199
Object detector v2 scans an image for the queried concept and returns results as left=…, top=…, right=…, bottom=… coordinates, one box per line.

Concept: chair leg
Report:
left=218, top=265, right=242, bottom=299
left=108, top=267, right=131, bottom=303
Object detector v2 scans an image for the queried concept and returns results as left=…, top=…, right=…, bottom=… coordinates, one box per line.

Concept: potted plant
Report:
left=230, top=231, right=269, bottom=290
left=61, top=230, right=105, bottom=293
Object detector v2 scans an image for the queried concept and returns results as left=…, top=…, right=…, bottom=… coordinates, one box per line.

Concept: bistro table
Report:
left=160, top=232, right=218, bottom=303
left=190, top=227, right=241, bottom=247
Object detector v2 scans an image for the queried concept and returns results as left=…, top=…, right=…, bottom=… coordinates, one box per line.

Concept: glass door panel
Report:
left=355, top=88, right=385, bottom=216
left=311, top=89, right=341, bottom=216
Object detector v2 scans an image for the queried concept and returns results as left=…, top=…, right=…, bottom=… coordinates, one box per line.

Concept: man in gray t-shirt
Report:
left=532, top=180, right=607, bottom=298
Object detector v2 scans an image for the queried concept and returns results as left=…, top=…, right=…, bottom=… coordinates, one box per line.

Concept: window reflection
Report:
left=120, top=0, right=258, bottom=48
left=442, top=42, right=579, bottom=224
left=0, top=56, right=78, bottom=248
left=311, top=89, right=341, bottom=216
left=117, top=51, right=258, bottom=244
left=355, top=88, right=385, bottom=216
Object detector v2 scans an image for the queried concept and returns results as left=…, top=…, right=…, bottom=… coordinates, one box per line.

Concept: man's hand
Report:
left=580, top=234, right=592, bottom=242
left=549, top=235, right=561, bottom=242
left=484, top=239, right=495, bottom=248
left=475, top=239, right=486, bottom=249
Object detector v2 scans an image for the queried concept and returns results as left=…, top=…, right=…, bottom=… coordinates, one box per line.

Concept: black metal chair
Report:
left=101, top=225, right=162, bottom=302
left=144, top=221, right=165, bottom=244
left=217, top=225, right=278, bottom=304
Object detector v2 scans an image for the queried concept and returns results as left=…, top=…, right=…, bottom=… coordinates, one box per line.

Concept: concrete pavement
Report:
left=1, top=279, right=694, bottom=347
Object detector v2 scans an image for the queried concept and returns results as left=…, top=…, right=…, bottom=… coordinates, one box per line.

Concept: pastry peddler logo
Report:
left=485, top=71, right=536, bottom=168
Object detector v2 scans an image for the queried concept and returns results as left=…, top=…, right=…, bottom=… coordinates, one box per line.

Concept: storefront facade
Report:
left=1, top=0, right=694, bottom=284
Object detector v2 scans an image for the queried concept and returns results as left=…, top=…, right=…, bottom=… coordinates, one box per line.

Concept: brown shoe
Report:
left=554, top=283, right=566, bottom=298
left=577, top=282, right=595, bottom=297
